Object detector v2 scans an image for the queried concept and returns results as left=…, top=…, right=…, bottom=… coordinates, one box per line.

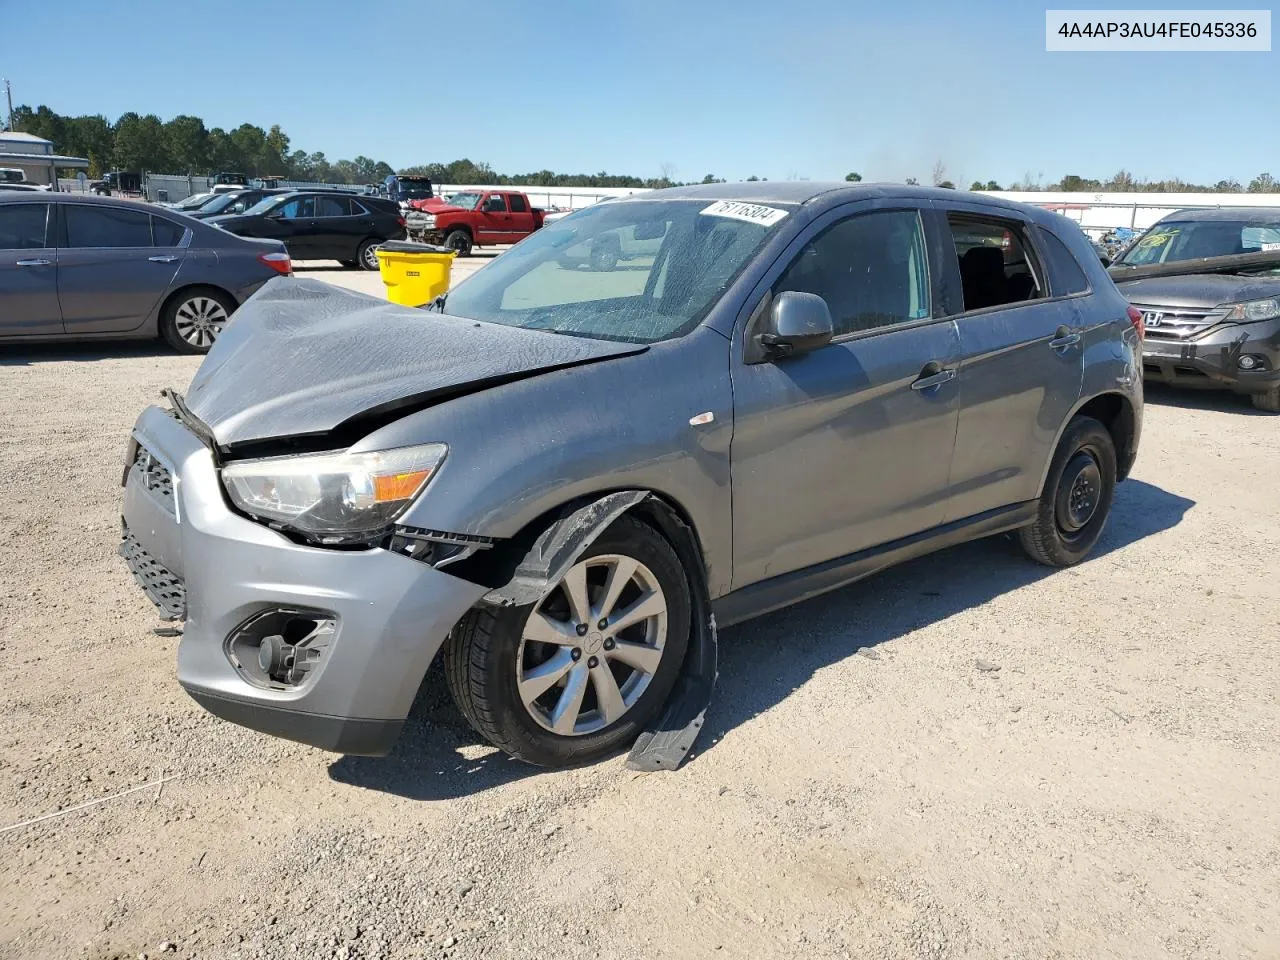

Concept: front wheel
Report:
left=159, top=287, right=235, bottom=354
left=444, top=229, right=473, bottom=256
left=356, top=239, right=382, bottom=271
left=1018, top=415, right=1116, bottom=567
left=444, top=514, right=691, bottom=767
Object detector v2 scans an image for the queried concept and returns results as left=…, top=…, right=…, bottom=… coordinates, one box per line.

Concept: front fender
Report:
left=358, top=327, right=735, bottom=596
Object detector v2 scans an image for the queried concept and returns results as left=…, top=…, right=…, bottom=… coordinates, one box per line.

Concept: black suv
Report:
left=1111, top=207, right=1280, bottom=411
left=206, top=191, right=407, bottom=270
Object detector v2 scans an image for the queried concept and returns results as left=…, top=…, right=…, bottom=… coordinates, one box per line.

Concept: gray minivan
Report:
left=118, top=183, right=1143, bottom=768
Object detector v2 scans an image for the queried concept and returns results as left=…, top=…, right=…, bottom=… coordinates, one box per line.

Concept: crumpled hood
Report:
left=1113, top=272, right=1280, bottom=309
left=408, top=197, right=462, bottom=214
left=184, top=278, right=645, bottom=448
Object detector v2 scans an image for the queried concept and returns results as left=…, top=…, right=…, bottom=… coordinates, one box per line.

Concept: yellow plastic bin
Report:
left=374, top=240, right=456, bottom=307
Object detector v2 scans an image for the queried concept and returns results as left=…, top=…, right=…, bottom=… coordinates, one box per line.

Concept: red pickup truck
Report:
left=404, top=189, right=545, bottom=255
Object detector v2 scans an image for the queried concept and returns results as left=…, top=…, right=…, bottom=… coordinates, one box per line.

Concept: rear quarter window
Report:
left=1037, top=228, right=1091, bottom=296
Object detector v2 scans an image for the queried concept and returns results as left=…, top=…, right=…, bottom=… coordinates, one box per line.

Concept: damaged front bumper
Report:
left=119, top=405, right=488, bottom=755
left=1141, top=316, right=1280, bottom=394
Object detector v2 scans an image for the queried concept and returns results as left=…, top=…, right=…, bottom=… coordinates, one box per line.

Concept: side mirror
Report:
left=756, top=291, right=834, bottom=360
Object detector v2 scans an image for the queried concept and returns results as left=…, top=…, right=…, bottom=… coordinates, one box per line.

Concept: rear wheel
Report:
left=444, top=515, right=690, bottom=767
left=1251, top=386, right=1280, bottom=413
left=160, top=287, right=235, bottom=354
left=444, top=228, right=473, bottom=256
left=1018, top=416, right=1116, bottom=568
left=356, top=239, right=382, bottom=271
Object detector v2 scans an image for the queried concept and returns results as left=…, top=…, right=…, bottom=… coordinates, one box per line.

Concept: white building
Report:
left=0, top=131, right=90, bottom=187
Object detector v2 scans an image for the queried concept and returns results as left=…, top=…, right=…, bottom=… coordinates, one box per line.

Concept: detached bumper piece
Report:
left=118, top=524, right=186, bottom=621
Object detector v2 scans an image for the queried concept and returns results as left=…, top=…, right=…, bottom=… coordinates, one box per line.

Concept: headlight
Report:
left=221, top=443, right=447, bottom=541
left=419, top=214, right=436, bottom=228
left=1222, top=297, right=1280, bottom=322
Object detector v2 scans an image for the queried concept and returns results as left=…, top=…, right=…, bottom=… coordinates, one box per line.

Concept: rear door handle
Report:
left=1049, top=325, right=1082, bottom=350
left=148, top=255, right=179, bottom=263
left=911, top=365, right=957, bottom=392
left=16, top=258, right=51, bottom=266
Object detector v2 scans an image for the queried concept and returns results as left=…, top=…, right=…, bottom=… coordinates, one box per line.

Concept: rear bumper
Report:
left=1142, top=317, right=1280, bottom=394
left=119, top=404, right=488, bottom=755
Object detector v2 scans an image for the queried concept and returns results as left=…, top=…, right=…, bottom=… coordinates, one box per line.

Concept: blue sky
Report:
left=3, top=0, right=1275, bottom=185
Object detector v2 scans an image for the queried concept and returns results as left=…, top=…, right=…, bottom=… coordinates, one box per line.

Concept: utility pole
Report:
left=3, top=79, right=13, bottom=132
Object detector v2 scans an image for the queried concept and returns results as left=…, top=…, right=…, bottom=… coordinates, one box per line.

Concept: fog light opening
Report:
left=1238, top=354, right=1267, bottom=371
left=225, top=609, right=337, bottom=689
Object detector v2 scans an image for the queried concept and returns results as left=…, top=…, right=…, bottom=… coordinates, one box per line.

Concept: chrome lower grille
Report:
left=131, top=443, right=175, bottom=515
left=1132, top=304, right=1215, bottom=339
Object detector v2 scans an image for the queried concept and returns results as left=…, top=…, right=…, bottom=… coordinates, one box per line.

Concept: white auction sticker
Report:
left=699, top=200, right=789, bottom=227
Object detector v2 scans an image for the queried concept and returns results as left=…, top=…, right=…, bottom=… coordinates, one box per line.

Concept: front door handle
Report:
left=16, top=258, right=51, bottom=266
left=1049, top=325, right=1082, bottom=350
left=148, top=255, right=179, bottom=263
left=911, top=363, right=957, bottom=392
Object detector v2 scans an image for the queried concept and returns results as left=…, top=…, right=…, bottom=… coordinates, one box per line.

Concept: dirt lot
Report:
left=1, top=278, right=1278, bottom=959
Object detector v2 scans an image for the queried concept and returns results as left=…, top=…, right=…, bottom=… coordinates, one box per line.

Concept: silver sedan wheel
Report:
left=361, top=242, right=381, bottom=270
left=173, top=296, right=229, bottom=349
left=517, top=554, right=668, bottom=736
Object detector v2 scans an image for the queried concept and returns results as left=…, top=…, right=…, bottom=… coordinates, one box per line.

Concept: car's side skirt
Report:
left=712, top=500, right=1038, bottom=628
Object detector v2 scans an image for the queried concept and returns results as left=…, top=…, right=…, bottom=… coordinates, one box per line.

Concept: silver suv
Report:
left=119, top=183, right=1143, bottom=768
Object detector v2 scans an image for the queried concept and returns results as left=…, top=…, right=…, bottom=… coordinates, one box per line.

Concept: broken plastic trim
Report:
left=480, top=489, right=719, bottom=771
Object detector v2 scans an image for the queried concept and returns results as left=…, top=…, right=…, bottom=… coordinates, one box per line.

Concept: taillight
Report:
left=397, top=216, right=407, bottom=228
left=258, top=251, right=292, bottom=276
left=1126, top=304, right=1145, bottom=340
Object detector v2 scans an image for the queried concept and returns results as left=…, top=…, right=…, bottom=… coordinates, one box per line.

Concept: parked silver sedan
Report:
left=0, top=192, right=291, bottom=353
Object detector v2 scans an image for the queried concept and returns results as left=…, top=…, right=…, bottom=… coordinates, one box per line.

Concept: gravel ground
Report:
left=1, top=281, right=1278, bottom=960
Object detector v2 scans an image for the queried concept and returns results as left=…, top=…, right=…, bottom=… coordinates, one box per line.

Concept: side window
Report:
left=151, top=216, right=186, bottom=247
left=774, top=210, right=931, bottom=336
left=0, top=203, right=50, bottom=249
left=947, top=216, right=1045, bottom=311
left=484, top=194, right=507, bottom=213
left=1036, top=229, right=1090, bottom=296
left=509, top=194, right=529, bottom=213
left=350, top=199, right=370, bottom=216
left=273, top=197, right=315, bottom=219
left=314, top=196, right=349, bottom=218
left=65, top=205, right=154, bottom=248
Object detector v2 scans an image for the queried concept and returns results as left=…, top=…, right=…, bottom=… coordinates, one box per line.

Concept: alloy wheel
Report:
left=516, top=554, right=668, bottom=736
left=361, top=242, right=381, bottom=270
left=173, top=296, right=229, bottom=349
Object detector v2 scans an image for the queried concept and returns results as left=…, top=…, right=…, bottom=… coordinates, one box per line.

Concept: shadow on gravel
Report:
left=0, top=341, right=178, bottom=366
left=1142, top=382, right=1276, bottom=416
left=327, top=666, right=544, bottom=799
left=698, top=477, right=1195, bottom=764
left=332, top=479, right=1193, bottom=796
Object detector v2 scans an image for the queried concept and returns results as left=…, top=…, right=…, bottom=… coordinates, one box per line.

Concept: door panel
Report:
left=930, top=204, right=1084, bottom=521
left=311, top=194, right=363, bottom=260
left=730, top=204, right=961, bottom=588
left=57, top=204, right=184, bottom=335
left=0, top=202, right=61, bottom=335
left=731, top=322, right=962, bottom=586
left=475, top=193, right=510, bottom=244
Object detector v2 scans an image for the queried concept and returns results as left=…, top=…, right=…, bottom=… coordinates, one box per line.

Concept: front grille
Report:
left=1132, top=304, right=1215, bottom=340
left=118, top=526, right=186, bottom=621
left=130, top=443, right=175, bottom=515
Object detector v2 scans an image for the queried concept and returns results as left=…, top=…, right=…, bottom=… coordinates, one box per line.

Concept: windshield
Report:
left=396, top=179, right=432, bottom=199
left=175, top=192, right=214, bottom=210
left=445, top=192, right=482, bottom=211
left=442, top=198, right=788, bottom=344
left=199, top=192, right=248, bottom=214
left=1120, top=218, right=1280, bottom=265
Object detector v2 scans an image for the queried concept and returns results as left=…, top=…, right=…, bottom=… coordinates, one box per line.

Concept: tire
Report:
left=356, top=239, right=382, bottom=271
left=1019, top=415, right=1116, bottom=568
left=159, top=286, right=236, bottom=354
left=589, top=242, right=619, bottom=272
left=444, top=228, right=473, bottom=256
left=1251, top=386, right=1280, bottom=413
left=444, top=514, right=691, bottom=767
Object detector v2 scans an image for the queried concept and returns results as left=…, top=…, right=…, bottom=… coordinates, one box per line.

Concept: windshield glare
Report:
left=446, top=192, right=482, bottom=211
left=441, top=199, right=786, bottom=344
left=176, top=192, right=214, bottom=209
left=1121, top=219, right=1280, bottom=265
